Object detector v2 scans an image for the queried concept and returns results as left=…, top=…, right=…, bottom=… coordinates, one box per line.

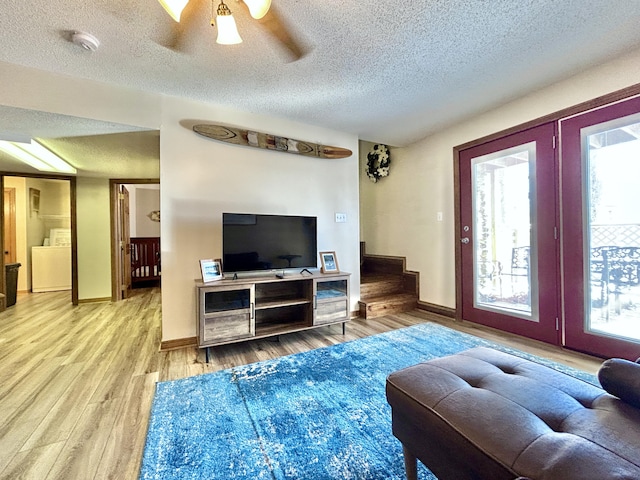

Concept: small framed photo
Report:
left=29, top=188, right=40, bottom=217
left=319, top=251, right=339, bottom=273
left=200, top=259, right=223, bottom=282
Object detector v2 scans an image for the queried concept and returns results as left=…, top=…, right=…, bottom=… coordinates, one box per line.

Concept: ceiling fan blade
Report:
left=257, top=7, right=307, bottom=61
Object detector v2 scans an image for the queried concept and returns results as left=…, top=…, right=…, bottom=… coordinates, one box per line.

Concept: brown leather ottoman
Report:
left=386, top=347, right=640, bottom=480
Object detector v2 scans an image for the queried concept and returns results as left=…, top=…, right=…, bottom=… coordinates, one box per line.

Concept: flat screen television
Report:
left=222, top=213, right=317, bottom=273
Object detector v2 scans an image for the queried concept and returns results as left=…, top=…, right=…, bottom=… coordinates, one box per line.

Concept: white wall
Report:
left=160, top=96, right=360, bottom=341
left=124, top=184, right=161, bottom=237
left=135, top=186, right=160, bottom=237
left=76, top=177, right=112, bottom=300
left=0, top=62, right=160, bottom=129
left=1, top=62, right=360, bottom=343
left=360, top=47, right=640, bottom=309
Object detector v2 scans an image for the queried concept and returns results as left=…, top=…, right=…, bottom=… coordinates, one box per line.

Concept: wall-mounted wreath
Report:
left=147, top=210, right=160, bottom=222
left=366, top=144, right=391, bottom=183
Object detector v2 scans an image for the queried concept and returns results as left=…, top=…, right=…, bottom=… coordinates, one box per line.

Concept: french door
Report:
left=561, top=96, right=640, bottom=359
left=458, top=97, right=640, bottom=360
left=458, top=122, right=560, bottom=344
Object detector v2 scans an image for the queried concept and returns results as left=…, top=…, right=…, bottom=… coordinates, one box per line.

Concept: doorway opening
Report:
left=110, top=179, right=160, bottom=301
left=1, top=174, right=76, bottom=310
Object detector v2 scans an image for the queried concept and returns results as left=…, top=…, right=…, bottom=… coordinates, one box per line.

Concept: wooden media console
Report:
left=196, top=272, right=350, bottom=360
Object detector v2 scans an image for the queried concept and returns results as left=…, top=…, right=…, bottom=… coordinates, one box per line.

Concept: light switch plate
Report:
left=335, top=213, right=347, bottom=223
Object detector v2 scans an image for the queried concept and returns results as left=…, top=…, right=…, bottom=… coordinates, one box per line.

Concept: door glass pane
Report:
left=585, top=115, right=640, bottom=342
left=472, top=142, right=538, bottom=320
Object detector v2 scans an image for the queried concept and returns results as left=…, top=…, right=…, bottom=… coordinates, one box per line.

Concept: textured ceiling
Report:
left=1, top=0, right=640, bottom=176
left=0, top=106, right=159, bottom=178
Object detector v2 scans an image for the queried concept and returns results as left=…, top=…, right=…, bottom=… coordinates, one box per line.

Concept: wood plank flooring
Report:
left=0, top=288, right=604, bottom=480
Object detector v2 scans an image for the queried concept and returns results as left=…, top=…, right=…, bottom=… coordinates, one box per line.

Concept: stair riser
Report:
left=358, top=297, right=418, bottom=319
left=362, top=257, right=405, bottom=276
left=360, top=278, right=404, bottom=298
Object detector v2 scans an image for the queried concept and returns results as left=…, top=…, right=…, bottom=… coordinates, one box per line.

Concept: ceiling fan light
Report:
left=158, top=0, right=190, bottom=22
left=215, top=1, right=243, bottom=45
left=243, top=0, right=271, bottom=19
left=216, top=15, right=243, bottom=44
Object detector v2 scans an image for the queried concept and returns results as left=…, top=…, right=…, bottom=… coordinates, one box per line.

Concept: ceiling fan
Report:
left=157, top=0, right=306, bottom=60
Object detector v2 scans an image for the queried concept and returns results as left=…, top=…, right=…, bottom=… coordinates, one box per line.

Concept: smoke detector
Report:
left=71, top=31, right=100, bottom=52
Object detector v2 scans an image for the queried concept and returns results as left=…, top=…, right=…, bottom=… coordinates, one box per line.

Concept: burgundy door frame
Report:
left=561, top=95, right=640, bottom=360
left=458, top=122, right=560, bottom=344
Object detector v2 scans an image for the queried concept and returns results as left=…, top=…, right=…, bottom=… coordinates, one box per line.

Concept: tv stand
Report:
left=196, top=272, right=351, bottom=362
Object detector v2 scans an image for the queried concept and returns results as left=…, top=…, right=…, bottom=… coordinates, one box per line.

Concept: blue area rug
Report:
left=140, top=322, right=597, bottom=480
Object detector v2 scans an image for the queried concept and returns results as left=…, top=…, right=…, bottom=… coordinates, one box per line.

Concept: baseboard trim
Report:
left=78, top=297, right=111, bottom=304
left=161, top=336, right=197, bottom=351
left=417, top=301, right=455, bottom=318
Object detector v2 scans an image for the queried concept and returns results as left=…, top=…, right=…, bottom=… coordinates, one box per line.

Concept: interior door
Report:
left=3, top=188, right=16, bottom=264
left=120, top=185, right=131, bottom=299
left=458, top=122, right=560, bottom=344
left=561, top=96, right=640, bottom=359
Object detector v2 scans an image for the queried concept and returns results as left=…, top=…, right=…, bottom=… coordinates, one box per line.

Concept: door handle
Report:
left=461, top=237, right=470, bottom=244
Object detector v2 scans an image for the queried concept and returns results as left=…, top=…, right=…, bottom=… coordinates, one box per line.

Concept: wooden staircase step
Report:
left=360, top=274, right=404, bottom=298
left=361, top=254, right=406, bottom=276
left=358, top=293, right=418, bottom=319
left=359, top=243, right=420, bottom=319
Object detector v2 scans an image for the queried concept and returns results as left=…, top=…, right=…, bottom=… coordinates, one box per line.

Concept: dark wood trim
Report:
left=453, top=145, right=463, bottom=321
left=78, top=297, right=111, bottom=304
left=417, top=301, right=455, bottom=318
left=161, top=336, right=198, bottom=351
left=70, top=177, right=78, bottom=305
left=405, top=270, right=419, bottom=298
left=110, top=178, right=161, bottom=185
left=0, top=176, right=5, bottom=312
left=109, top=180, right=119, bottom=302
left=0, top=171, right=75, bottom=179
left=454, top=82, right=640, bottom=153
left=452, top=82, right=640, bottom=323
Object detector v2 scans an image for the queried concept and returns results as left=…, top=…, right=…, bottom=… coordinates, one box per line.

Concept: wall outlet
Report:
left=335, top=212, right=347, bottom=223
left=437, top=212, right=443, bottom=222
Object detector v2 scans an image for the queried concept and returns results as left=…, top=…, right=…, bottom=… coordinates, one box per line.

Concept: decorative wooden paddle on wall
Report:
left=193, top=124, right=353, bottom=159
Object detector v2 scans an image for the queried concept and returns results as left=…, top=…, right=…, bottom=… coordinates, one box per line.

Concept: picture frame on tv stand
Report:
left=319, top=251, right=339, bottom=273
left=200, top=259, right=223, bottom=282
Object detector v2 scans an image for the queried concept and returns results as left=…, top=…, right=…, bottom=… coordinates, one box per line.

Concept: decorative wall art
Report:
left=366, top=144, right=391, bottom=183
left=147, top=210, right=160, bottom=222
left=29, top=188, right=40, bottom=216
left=193, top=123, right=353, bottom=159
